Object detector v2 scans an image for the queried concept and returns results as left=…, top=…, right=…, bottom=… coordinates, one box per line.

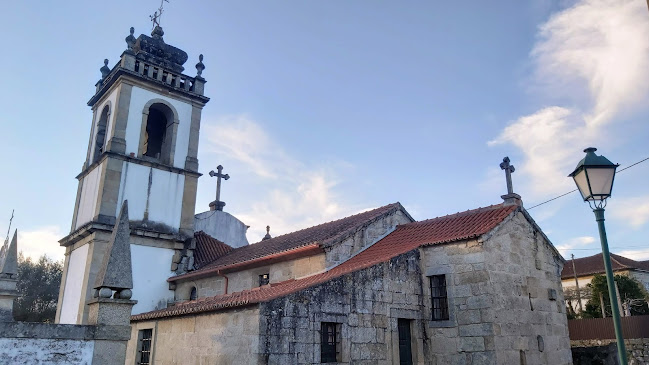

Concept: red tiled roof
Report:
left=170, top=203, right=407, bottom=282
left=561, top=253, right=649, bottom=279
left=133, top=203, right=517, bottom=321
left=193, top=231, right=234, bottom=269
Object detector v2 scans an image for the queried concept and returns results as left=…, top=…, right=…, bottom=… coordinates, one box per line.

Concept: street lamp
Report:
left=569, top=147, right=626, bottom=364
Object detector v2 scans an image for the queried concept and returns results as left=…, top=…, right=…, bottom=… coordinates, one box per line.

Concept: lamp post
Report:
left=569, top=147, right=626, bottom=364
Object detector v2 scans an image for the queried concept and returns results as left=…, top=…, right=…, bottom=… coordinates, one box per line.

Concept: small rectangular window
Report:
left=430, top=275, right=449, bottom=321
left=320, top=322, right=340, bottom=363
left=137, top=328, right=153, bottom=365
left=259, top=273, right=269, bottom=286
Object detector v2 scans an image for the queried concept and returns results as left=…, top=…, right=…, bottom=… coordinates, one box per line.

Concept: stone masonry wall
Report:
left=259, top=250, right=426, bottom=364
left=419, top=238, right=493, bottom=364
left=174, top=253, right=326, bottom=301
left=0, top=338, right=94, bottom=364
left=571, top=338, right=649, bottom=365
left=325, top=209, right=413, bottom=268
left=484, top=211, right=572, bottom=365
left=0, top=320, right=131, bottom=365
left=126, top=306, right=261, bottom=365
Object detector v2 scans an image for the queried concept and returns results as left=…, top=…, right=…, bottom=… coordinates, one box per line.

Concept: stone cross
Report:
left=209, top=165, right=230, bottom=211
left=500, top=157, right=515, bottom=195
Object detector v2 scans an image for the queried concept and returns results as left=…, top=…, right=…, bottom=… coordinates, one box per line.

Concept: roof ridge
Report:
left=401, top=203, right=507, bottom=228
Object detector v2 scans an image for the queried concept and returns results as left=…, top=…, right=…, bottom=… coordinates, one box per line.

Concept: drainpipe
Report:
left=217, top=270, right=229, bottom=295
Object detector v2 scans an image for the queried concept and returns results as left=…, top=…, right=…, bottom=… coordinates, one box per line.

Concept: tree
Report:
left=581, top=274, right=649, bottom=319
left=13, top=253, right=62, bottom=322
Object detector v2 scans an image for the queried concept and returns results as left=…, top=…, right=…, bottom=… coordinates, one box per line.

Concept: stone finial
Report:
left=125, top=27, right=136, bottom=51
left=0, top=230, right=17, bottom=278
left=195, top=54, right=205, bottom=78
left=100, top=59, right=110, bottom=79
left=94, top=200, right=133, bottom=299
left=262, top=226, right=272, bottom=241
left=151, top=25, right=165, bottom=41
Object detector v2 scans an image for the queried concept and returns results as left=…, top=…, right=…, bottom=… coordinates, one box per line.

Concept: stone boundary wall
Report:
left=571, top=338, right=649, bottom=365
left=0, top=321, right=131, bottom=364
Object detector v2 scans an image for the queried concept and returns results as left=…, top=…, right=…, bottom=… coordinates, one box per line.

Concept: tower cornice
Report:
left=89, top=61, right=209, bottom=107
left=75, top=151, right=202, bottom=181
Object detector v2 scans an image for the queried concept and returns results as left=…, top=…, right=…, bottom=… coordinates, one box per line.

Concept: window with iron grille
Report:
left=259, top=273, right=270, bottom=286
left=320, top=322, right=339, bottom=363
left=137, top=328, right=153, bottom=365
left=430, top=275, right=449, bottom=321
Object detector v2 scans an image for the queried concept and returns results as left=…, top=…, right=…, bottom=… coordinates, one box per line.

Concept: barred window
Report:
left=430, top=275, right=449, bottom=321
left=137, top=328, right=153, bottom=365
left=320, top=322, right=340, bottom=363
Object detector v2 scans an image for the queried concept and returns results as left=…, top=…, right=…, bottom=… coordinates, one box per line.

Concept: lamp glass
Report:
left=572, top=168, right=590, bottom=200
left=584, top=167, right=615, bottom=201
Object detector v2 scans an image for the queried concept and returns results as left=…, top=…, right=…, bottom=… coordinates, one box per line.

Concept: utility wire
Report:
left=526, top=155, right=649, bottom=210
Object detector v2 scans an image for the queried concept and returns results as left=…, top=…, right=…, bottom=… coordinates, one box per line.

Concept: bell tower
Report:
left=55, top=25, right=209, bottom=324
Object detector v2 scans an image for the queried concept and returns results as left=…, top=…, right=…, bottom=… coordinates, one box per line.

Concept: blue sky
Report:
left=1, top=0, right=648, bottom=262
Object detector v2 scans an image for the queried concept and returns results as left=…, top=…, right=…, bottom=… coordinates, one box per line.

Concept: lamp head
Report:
left=569, top=147, right=618, bottom=208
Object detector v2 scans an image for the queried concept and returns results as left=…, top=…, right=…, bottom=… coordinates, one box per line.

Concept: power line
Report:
left=527, top=155, right=649, bottom=210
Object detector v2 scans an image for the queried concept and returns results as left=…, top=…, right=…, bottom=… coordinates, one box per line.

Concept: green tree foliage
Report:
left=13, top=253, right=62, bottom=322
left=582, top=274, right=649, bottom=319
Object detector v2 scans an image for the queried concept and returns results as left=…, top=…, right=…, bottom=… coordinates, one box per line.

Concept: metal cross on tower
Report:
left=150, top=0, right=170, bottom=29
left=208, top=165, right=230, bottom=211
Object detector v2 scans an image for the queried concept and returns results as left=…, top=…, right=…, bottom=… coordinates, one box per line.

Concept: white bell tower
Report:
left=55, top=25, right=209, bottom=324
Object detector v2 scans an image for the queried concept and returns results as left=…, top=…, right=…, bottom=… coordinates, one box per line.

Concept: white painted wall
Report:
left=194, top=210, right=250, bottom=248
left=125, top=86, right=192, bottom=168
left=148, top=169, right=185, bottom=227
left=75, top=163, right=104, bottom=230
left=88, top=89, right=117, bottom=161
left=58, top=244, right=89, bottom=324
left=116, top=162, right=185, bottom=229
left=131, top=244, right=175, bottom=314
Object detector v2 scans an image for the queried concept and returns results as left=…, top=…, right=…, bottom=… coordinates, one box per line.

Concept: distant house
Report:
left=561, top=253, right=649, bottom=312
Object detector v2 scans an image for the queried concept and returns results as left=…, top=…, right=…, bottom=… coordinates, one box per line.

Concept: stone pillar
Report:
left=0, top=230, right=18, bottom=322
left=87, top=201, right=137, bottom=365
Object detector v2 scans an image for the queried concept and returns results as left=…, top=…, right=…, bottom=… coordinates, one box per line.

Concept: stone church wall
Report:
left=419, top=238, right=494, bottom=364
left=126, top=307, right=262, bottom=365
left=325, top=209, right=413, bottom=268
left=483, top=211, right=572, bottom=365
left=259, top=250, right=427, bottom=364
left=173, top=253, right=326, bottom=301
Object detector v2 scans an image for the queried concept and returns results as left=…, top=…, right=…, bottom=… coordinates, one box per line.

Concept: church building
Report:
left=54, top=23, right=572, bottom=365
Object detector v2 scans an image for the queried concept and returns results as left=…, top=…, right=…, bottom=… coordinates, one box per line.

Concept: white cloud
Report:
left=490, top=0, right=649, bottom=198
left=532, top=0, right=649, bottom=126
left=17, top=226, right=65, bottom=262
left=201, top=115, right=364, bottom=242
left=555, top=235, right=596, bottom=257
left=617, top=248, right=649, bottom=261
left=609, top=196, right=649, bottom=228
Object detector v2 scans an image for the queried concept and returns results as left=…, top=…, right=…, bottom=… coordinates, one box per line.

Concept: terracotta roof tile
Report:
left=133, top=203, right=517, bottom=321
left=171, top=203, right=406, bottom=281
left=561, top=253, right=649, bottom=279
left=193, top=231, right=234, bottom=269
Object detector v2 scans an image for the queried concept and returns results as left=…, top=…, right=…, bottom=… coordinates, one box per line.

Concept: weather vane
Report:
left=150, top=0, right=170, bottom=29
